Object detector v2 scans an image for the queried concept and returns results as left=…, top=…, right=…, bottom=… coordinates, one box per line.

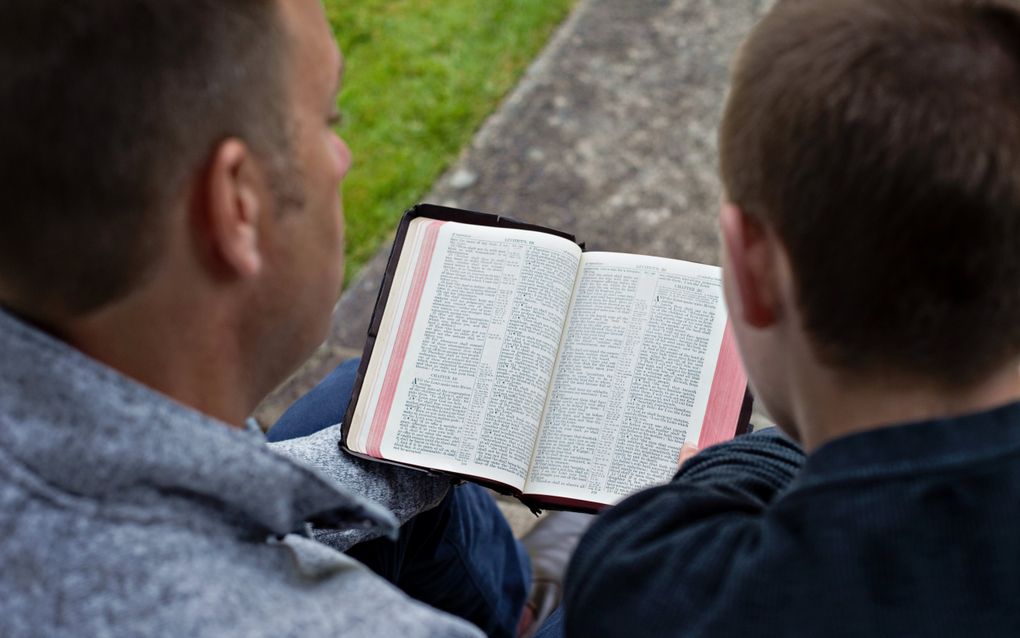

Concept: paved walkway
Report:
left=255, top=0, right=770, bottom=531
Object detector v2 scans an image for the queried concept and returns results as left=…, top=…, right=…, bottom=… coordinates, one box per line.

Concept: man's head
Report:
left=719, top=0, right=1020, bottom=431
left=1, top=1, right=290, bottom=315
left=0, top=0, right=351, bottom=420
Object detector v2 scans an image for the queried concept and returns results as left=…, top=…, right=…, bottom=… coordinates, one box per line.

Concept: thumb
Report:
left=678, top=443, right=699, bottom=469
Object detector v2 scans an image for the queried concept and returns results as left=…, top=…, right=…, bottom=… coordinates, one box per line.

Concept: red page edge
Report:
left=697, top=321, right=748, bottom=449
left=366, top=220, right=447, bottom=457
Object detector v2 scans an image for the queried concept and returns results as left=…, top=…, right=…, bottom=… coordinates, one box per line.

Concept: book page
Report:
left=351, top=219, right=582, bottom=490
left=523, top=251, right=728, bottom=505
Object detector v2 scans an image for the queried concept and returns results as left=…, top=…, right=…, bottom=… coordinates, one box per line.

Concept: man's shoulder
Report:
left=0, top=477, right=479, bottom=638
left=0, top=313, right=475, bottom=636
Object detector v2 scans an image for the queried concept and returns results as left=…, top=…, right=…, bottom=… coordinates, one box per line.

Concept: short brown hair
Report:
left=0, top=1, right=289, bottom=317
left=720, top=0, right=1020, bottom=385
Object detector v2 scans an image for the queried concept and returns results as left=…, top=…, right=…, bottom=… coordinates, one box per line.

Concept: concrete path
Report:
left=255, top=0, right=770, bottom=530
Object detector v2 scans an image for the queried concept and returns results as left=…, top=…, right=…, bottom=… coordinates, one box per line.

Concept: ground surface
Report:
left=258, top=0, right=773, bottom=534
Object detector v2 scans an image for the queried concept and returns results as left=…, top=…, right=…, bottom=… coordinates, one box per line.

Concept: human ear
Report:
left=201, top=139, right=265, bottom=279
left=719, top=202, right=779, bottom=328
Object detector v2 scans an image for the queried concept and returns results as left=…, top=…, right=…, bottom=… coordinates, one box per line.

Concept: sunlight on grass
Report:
left=325, top=0, right=576, bottom=281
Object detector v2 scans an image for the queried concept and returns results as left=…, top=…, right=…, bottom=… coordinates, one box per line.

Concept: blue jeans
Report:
left=267, top=359, right=564, bottom=638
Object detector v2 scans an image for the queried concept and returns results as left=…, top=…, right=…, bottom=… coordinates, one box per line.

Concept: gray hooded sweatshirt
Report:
left=0, top=309, right=484, bottom=637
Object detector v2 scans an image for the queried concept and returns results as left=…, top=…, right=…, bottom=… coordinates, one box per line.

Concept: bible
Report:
left=342, top=204, right=752, bottom=512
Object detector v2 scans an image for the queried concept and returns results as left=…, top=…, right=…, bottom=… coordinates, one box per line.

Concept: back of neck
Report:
left=795, top=361, right=1020, bottom=452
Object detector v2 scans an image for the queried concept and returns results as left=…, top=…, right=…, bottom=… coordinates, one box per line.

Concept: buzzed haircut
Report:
left=720, top=0, right=1020, bottom=386
left=0, top=0, right=289, bottom=318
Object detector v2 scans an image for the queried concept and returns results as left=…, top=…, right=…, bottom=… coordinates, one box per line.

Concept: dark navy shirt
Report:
left=564, top=401, right=1020, bottom=637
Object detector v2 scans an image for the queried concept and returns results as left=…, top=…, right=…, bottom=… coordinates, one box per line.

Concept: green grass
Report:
left=325, top=0, right=576, bottom=281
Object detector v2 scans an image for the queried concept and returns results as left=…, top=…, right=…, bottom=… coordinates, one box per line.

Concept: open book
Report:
left=342, top=205, right=751, bottom=512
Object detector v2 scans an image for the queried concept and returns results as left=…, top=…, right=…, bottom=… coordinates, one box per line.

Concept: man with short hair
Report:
left=0, top=1, right=571, bottom=636
left=564, top=0, right=1020, bottom=635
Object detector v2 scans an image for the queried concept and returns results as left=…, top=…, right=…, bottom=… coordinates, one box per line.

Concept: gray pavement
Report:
left=254, top=0, right=771, bottom=530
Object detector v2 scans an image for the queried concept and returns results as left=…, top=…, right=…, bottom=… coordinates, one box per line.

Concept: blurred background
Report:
left=327, top=0, right=577, bottom=282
